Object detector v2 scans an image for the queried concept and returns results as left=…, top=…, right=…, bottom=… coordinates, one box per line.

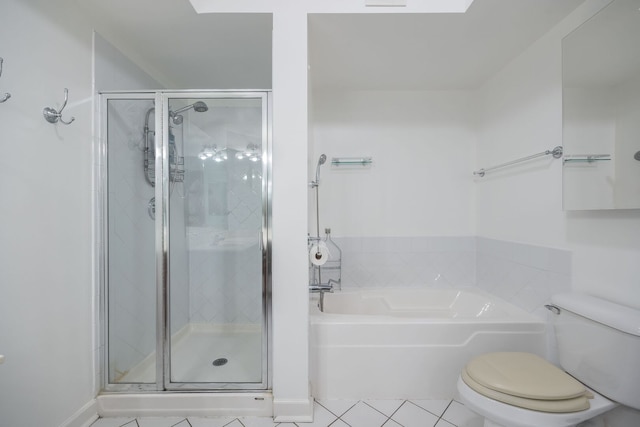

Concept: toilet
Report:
left=457, top=292, right=640, bottom=427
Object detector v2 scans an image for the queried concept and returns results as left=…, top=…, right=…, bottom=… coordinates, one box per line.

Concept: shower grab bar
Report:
left=0, top=58, right=11, bottom=103
left=473, top=146, right=563, bottom=177
left=43, top=88, right=75, bottom=125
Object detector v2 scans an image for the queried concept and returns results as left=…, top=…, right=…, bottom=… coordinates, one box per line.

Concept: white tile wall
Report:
left=475, top=237, right=572, bottom=316
left=186, top=156, right=263, bottom=325
left=331, top=236, right=571, bottom=315
left=334, top=236, right=476, bottom=289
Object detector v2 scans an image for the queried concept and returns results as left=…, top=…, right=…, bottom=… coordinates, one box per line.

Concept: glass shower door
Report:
left=163, top=93, right=269, bottom=390
left=104, top=95, right=158, bottom=389
left=102, top=91, right=270, bottom=392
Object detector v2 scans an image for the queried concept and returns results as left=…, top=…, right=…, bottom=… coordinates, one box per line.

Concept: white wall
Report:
left=311, top=90, right=476, bottom=237
left=475, top=1, right=640, bottom=424
left=0, top=1, right=94, bottom=426
left=271, top=9, right=312, bottom=420
left=475, top=0, right=640, bottom=311
left=94, top=33, right=163, bottom=91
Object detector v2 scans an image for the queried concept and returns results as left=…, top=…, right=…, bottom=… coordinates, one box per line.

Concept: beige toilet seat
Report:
left=462, top=352, right=592, bottom=413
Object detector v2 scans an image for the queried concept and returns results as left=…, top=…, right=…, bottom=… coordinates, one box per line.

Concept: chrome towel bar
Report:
left=474, top=146, right=563, bottom=177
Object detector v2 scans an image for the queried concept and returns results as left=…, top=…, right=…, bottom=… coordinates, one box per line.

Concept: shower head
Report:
left=192, top=101, right=208, bottom=112
left=171, top=101, right=209, bottom=124
left=318, top=154, right=327, bottom=165
left=172, top=101, right=209, bottom=115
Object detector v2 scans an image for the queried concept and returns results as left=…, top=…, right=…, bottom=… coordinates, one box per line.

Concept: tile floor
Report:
left=89, top=398, right=483, bottom=427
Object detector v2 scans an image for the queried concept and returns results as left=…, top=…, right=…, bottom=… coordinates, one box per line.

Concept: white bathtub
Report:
left=310, top=288, right=546, bottom=400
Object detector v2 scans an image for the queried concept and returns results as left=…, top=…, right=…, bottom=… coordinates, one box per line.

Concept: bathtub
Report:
left=310, top=288, right=546, bottom=400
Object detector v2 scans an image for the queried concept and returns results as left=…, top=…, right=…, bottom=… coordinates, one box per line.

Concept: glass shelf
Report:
left=563, top=154, right=611, bottom=163
left=331, top=157, right=373, bottom=166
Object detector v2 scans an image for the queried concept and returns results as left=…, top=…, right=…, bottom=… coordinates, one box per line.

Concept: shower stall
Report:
left=99, top=91, right=271, bottom=392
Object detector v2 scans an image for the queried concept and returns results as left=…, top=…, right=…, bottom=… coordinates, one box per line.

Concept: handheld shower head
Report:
left=311, top=154, right=327, bottom=188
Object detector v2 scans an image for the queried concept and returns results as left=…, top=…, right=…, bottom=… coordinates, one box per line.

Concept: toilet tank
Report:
left=550, top=292, right=640, bottom=410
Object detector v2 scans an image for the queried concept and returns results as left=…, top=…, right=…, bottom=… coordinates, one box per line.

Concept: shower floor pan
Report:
left=119, top=323, right=263, bottom=384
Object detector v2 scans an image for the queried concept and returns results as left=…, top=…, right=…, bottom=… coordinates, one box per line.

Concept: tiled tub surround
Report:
left=331, top=236, right=571, bottom=316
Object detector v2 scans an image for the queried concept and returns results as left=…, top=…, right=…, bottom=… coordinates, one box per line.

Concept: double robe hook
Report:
left=43, top=88, right=75, bottom=125
left=0, top=58, right=10, bottom=103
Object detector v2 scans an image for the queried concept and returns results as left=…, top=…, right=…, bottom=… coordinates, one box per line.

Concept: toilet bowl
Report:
left=456, top=292, right=640, bottom=427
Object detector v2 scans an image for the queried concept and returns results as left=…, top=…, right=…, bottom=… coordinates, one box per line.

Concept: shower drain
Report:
left=212, top=358, right=228, bottom=367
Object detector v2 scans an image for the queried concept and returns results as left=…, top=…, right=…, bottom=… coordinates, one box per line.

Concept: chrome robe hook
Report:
left=0, top=58, right=11, bottom=103
left=43, top=88, right=75, bottom=124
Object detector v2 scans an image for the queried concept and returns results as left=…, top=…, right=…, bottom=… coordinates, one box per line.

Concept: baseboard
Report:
left=59, top=399, right=99, bottom=427
left=97, top=392, right=272, bottom=418
left=273, top=397, right=313, bottom=422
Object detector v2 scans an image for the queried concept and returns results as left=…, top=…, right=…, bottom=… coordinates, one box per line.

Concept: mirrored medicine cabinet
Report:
left=562, top=0, right=640, bottom=210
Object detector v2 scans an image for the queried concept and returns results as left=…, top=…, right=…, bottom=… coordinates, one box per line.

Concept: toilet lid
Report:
left=461, top=369, right=591, bottom=413
left=465, top=352, right=587, bottom=401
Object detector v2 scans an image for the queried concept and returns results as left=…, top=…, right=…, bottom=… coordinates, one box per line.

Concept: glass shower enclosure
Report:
left=100, top=91, right=271, bottom=391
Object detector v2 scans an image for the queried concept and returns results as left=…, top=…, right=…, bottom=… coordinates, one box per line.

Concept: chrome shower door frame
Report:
left=99, top=90, right=272, bottom=393
left=158, top=91, right=272, bottom=392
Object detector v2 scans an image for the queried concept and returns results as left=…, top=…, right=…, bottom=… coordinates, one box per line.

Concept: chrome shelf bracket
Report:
left=0, top=58, right=11, bottom=103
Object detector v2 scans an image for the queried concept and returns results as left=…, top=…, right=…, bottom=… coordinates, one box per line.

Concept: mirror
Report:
left=562, top=0, right=640, bottom=210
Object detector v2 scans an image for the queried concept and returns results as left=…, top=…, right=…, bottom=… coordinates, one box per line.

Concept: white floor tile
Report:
left=239, top=416, right=280, bottom=427
left=390, top=401, right=439, bottom=427
left=409, top=399, right=451, bottom=417
left=304, top=402, right=339, bottom=427
left=435, top=419, right=456, bottom=427
left=137, top=417, right=186, bottom=427
left=340, top=401, right=389, bottom=427
left=90, top=418, right=137, bottom=427
left=364, top=400, right=404, bottom=417
left=316, top=399, right=359, bottom=417
left=88, top=398, right=486, bottom=427
left=441, top=401, right=484, bottom=427
left=188, top=416, right=238, bottom=427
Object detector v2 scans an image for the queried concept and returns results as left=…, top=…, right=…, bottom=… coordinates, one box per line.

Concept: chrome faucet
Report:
left=310, top=279, right=340, bottom=312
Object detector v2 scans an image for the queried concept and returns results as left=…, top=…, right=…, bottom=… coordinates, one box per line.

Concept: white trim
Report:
left=272, top=397, right=313, bottom=422
left=59, top=399, right=99, bottom=427
left=97, top=393, right=272, bottom=418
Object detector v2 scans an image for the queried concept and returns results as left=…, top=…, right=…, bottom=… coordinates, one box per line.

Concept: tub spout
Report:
left=310, top=284, right=333, bottom=312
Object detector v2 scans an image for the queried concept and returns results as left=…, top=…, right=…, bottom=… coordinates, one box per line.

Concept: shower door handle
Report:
left=258, top=230, right=263, bottom=252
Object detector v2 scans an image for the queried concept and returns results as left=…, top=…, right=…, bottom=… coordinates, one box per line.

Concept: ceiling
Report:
left=309, top=0, right=585, bottom=90
left=76, top=0, right=586, bottom=91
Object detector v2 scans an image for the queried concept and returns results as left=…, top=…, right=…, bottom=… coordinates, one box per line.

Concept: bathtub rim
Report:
left=310, top=287, right=545, bottom=325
